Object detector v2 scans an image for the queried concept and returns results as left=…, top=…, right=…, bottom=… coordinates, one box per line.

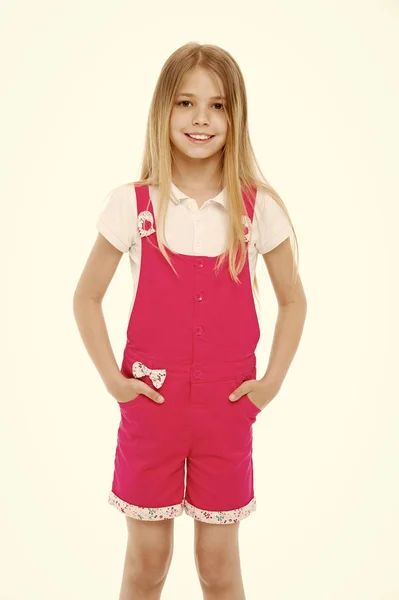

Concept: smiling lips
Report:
left=185, top=133, right=215, bottom=144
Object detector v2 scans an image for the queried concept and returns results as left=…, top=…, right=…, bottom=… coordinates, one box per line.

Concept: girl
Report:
left=73, top=43, right=307, bottom=600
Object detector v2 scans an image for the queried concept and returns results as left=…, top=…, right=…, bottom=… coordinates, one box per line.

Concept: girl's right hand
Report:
left=109, top=375, right=165, bottom=405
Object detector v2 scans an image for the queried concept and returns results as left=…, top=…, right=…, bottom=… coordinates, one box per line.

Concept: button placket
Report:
left=194, top=368, right=202, bottom=379
left=193, top=218, right=201, bottom=254
left=193, top=258, right=206, bottom=370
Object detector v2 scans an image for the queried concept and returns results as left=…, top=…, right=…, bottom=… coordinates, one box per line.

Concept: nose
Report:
left=192, top=106, right=210, bottom=126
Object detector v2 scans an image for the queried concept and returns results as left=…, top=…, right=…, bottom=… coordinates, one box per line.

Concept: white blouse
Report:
left=96, top=182, right=293, bottom=307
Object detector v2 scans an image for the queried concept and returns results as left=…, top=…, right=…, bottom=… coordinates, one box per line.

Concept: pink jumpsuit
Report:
left=108, top=184, right=262, bottom=524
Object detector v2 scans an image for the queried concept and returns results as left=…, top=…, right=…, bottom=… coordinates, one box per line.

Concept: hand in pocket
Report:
left=109, top=374, right=165, bottom=405
left=229, top=376, right=280, bottom=412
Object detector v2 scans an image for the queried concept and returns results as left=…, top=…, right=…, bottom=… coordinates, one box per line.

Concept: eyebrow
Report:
left=177, top=92, right=226, bottom=100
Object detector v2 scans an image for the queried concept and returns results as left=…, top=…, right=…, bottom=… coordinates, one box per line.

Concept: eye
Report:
left=177, top=100, right=225, bottom=110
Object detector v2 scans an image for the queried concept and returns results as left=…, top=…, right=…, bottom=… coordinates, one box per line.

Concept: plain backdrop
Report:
left=2, top=0, right=399, bottom=598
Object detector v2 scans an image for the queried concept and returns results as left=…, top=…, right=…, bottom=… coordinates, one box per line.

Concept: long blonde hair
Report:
left=128, top=42, right=299, bottom=307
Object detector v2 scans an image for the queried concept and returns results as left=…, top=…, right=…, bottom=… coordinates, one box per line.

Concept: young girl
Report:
left=73, top=42, right=306, bottom=600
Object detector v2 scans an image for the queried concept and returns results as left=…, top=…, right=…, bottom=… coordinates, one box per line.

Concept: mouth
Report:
left=184, top=133, right=215, bottom=144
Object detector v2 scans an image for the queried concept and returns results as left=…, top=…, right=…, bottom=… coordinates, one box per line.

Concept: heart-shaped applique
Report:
left=242, top=215, right=252, bottom=243
left=137, top=211, right=156, bottom=237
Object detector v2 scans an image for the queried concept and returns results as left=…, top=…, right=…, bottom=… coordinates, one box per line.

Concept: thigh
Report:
left=110, top=369, right=189, bottom=515
left=184, top=376, right=259, bottom=523
left=125, top=515, right=175, bottom=556
left=194, top=518, right=240, bottom=557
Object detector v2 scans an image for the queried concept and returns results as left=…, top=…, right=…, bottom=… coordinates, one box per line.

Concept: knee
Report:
left=126, top=543, right=172, bottom=586
left=195, top=548, right=235, bottom=588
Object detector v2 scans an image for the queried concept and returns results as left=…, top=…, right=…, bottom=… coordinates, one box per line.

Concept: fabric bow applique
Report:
left=132, top=361, right=167, bottom=389
left=242, top=215, right=252, bottom=242
left=137, top=210, right=156, bottom=237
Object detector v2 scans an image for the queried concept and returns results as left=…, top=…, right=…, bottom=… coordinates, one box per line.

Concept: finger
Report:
left=143, top=383, right=164, bottom=403
left=229, top=387, right=242, bottom=402
left=132, top=380, right=164, bottom=403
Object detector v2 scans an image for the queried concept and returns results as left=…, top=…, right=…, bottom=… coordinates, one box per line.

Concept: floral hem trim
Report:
left=108, top=492, right=257, bottom=524
left=108, top=491, right=184, bottom=520
left=183, top=497, right=257, bottom=524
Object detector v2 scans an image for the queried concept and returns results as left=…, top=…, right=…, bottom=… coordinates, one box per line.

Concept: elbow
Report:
left=72, top=289, right=101, bottom=315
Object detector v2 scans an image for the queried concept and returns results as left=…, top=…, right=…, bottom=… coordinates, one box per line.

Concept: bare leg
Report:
left=119, top=516, right=175, bottom=600
left=194, top=520, right=246, bottom=600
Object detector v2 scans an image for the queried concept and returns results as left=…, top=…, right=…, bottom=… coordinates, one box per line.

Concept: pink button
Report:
left=194, top=326, right=203, bottom=336
left=195, top=293, right=203, bottom=301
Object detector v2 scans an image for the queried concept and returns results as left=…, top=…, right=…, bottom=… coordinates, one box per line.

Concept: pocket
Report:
left=117, top=394, right=140, bottom=407
left=235, top=371, right=261, bottom=416
left=118, top=361, right=141, bottom=407
left=242, top=391, right=261, bottom=415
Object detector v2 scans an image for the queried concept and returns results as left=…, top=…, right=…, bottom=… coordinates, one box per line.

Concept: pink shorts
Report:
left=108, top=351, right=262, bottom=524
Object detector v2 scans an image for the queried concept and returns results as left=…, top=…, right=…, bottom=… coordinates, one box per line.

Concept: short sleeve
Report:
left=96, top=185, right=136, bottom=253
left=255, top=188, right=294, bottom=254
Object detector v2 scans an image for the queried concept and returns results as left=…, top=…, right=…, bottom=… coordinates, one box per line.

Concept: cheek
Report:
left=216, top=116, right=228, bottom=139
left=215, top=122, right=228, bottom=147
left=170, top=110, right=186, bottom=131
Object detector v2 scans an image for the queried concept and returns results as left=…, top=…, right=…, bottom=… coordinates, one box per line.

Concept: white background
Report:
left=2, top=0, right=398, bottom=598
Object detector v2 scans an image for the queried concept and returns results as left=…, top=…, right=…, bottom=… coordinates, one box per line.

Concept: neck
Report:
left=171, top=150, right=224, bottom=192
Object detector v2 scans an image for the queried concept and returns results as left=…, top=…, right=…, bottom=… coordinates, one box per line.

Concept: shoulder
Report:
left=99, top=183, right=137, bottom=210
left=96, top=183, right=137, bottom=253
left=253, top=186, right=293, bottom=254
left=254, top=186, right=284, bottom=214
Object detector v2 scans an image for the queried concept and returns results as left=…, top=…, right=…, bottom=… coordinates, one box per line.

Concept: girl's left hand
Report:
left=229, top=377, right=281, bottom=411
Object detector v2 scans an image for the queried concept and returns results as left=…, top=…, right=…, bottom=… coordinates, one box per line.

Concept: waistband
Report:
left=121, top=347, right=256, bottom=384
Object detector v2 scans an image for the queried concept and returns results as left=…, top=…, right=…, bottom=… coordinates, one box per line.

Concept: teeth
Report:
left=188, top=134, right=211, bottom=140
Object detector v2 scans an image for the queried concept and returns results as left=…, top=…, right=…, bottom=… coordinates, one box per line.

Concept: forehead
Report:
left=176, top=68, right=225, bottom=97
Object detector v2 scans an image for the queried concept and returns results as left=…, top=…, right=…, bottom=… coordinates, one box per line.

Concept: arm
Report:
left=260, top=237, right=307, bottom=388
left=72, top=233, right=126, bottom=392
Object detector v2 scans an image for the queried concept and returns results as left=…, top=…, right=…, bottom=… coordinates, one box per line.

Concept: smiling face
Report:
left=169, top=67, right=228, bottom=163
